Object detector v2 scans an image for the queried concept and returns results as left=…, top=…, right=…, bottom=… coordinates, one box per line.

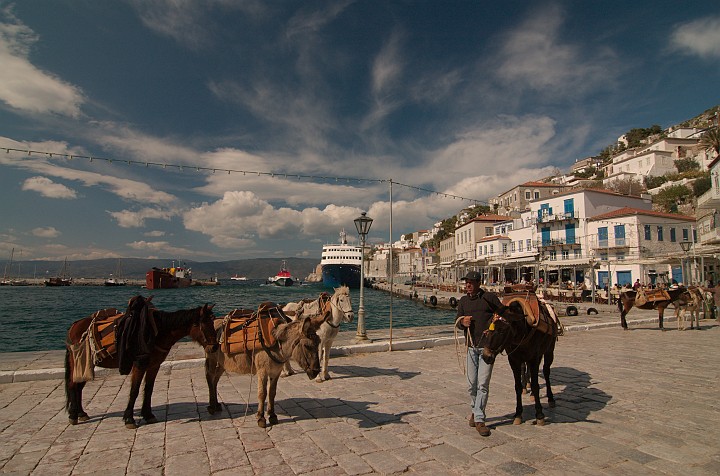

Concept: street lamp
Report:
left=354, top=211, right=373, bottom=341
left=680, top=241, right=692, bottom=285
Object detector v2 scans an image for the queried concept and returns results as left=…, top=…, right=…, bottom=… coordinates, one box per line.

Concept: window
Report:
left=534, top=191, right=540, bottom=199
left=574, top=249, right=582, bottom=259
left=549, top=250, right=557, bottom=261
left=511, top=242, right=515, bottom=252
left=682, top=228, right=689, bottom=241
left=644, top=225, right=651, bottom=240
left=614, top=225, right=625, bottom=246
left=518, top=240, right=523, bottom=252
left=657, top=226, right=663, bottom=242
left=485, top=227, right=493, bottom=235
left=502, top=243, right=508, bottom=254
left=600, top=253, right=608, bottom=261
left=525, top=191, right=531, bottom=200
left=598, top=227, right=608, bottom=247
left=617, top=252, right=625, bottom=260
left=561, top=250, right=569, bottom=260
left=526, top=239, right=532, bottom=250
left=670, top=228, right=676, bottom=242
left=489, top=245, right=494, bottom=254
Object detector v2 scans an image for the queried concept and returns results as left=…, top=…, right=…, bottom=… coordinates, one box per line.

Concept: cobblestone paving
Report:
left=1, top=321, right=719, bottom=475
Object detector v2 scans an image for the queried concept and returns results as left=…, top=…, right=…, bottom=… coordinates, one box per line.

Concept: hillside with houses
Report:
left=364, top=105, right=720, bottom=295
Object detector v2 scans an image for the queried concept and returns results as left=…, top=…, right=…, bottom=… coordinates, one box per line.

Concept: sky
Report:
left=1, top=0, right=719, bottom=263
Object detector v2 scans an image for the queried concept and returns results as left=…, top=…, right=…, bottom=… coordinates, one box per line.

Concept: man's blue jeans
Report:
left=467, top=346, right=494, bottom=424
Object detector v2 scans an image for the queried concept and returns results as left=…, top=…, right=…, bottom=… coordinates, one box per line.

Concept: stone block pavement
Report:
left=1, top=311, right=719, bottom=475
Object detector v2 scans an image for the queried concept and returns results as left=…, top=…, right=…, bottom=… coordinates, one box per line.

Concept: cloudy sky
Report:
left=1, top=1, right=719, bottom=262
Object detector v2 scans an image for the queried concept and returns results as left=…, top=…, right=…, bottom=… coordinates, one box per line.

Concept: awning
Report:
left=542, top=258, right=591, bottom=267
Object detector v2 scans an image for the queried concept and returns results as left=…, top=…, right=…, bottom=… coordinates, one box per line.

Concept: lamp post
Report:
left=680, top=241, right=692, bottom=285
left=354, top=212, right=373, bottom=341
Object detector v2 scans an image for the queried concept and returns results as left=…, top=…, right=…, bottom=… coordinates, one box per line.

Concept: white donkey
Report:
left=281, top=286, right=354, bottom=382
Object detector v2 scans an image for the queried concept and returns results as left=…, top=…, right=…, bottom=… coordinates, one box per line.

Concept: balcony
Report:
left=536, top=210, right=580, bottom=224
left=589, top=239, right=630, bottom=251
left=535, top=238, right=581, bottom=248
left=697, top=186, right=720, bottom=210
left=698, top=225, right=720, bottom=245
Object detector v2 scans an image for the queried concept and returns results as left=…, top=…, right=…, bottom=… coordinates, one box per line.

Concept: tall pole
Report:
left=389, top=180, right=393, bottom=351
left=357, top=232, right=367, bottom=340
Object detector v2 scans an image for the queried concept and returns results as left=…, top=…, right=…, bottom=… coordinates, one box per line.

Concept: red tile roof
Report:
left=588, top=207, right=695, bottom=222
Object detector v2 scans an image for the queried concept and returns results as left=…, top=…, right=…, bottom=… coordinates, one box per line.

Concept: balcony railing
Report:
left=697, top=186, right=720, bottom=209
left=698, top=225, right=720, bottom=245
left=536, top=210, right=580, bottom=224
left=535, top=237, right=582, bottom=248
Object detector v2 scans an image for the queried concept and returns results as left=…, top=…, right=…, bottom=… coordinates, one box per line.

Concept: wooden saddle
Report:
left=501, top=293, right=558, bottom=336
left=221, top=302, right=290, bottom=355
left=89, top=308, right=124, bottom=362
left=634, top=288, right=671, bottom=306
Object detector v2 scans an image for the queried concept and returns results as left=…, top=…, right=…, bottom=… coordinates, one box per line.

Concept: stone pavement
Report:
left=1, top=313, right=719, bottom=475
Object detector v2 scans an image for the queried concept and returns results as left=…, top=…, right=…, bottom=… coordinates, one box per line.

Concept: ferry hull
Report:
left=145, top=270, right=192, bottom=290
left=322, top=264, right=361, bottom=288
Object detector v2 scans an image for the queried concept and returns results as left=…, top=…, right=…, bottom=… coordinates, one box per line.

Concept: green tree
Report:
left=675, top=158, right=700, bottom=173
left=606, top=177, right=644, bottom=196
left=693, top=174, right=711, bottom=197
left=644, top=175, right=667, bottom=190
left=700, top=127, right=720, bottom=157
left=654, top=184, right=692, bottom=212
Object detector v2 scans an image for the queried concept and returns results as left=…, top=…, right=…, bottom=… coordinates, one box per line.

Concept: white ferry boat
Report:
left=321, top=230, right=362, bottom=288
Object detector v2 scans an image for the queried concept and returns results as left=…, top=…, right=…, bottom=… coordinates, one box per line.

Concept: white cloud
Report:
left=108, top=208, right=176, bottom=228
left=32, top=226, right=60, bottom=238
left=183, top=190, right=361, bottom=249
left=127, top=240, right=196, bottom=257
left=493, top=4, right=618, bottom=95
left=21, top=176, right=77, bottom=199
left=670, top=16, right=720, bottom=59
left=0, top=7, right=84, bottom=116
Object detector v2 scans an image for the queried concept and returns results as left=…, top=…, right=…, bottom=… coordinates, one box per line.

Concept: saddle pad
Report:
left=222, top=303, right=285, bottom=355
left=645, top=289, right=671, bottom=302
left=90, top=309, right=123, bottom=362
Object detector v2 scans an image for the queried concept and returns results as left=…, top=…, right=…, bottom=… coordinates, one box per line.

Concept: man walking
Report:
left=456, top=271, right=507, bottom=437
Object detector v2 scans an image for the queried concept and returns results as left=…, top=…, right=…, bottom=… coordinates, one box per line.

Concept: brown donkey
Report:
left=205, top=314, right=324, bottom=428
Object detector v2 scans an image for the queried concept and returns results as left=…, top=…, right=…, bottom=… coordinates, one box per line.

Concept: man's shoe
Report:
left=468, top=414, right=476, bottom=428
left=476, top=422, right=491, bottom=437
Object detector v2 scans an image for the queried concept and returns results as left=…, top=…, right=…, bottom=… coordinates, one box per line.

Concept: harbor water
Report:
left=0, top=280, right=454, bottom=352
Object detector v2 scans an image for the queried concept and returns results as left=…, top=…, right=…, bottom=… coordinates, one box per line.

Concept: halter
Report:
left=322, top=292, right=351, bottom=328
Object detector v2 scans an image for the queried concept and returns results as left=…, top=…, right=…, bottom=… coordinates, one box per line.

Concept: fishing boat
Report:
left=267, top=260, right=294, bottom=286
left=321, top=230, right=362, bottom=288
left=230, top=274, right=248, bottom=281
left=104, top=259, right=127, bottom=286
left=45, top=257, right=72, bottom=286
left=145, top=261, right=192, bottom=289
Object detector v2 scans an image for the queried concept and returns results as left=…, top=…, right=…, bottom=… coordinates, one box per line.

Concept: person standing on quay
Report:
left=456, top=271, right=508, bottom=437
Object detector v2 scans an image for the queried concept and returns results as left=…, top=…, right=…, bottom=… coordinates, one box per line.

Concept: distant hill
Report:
left=5, top=258, right=320, bottom=280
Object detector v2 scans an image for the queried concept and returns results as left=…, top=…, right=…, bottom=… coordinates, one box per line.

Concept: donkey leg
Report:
left=256, top=372, right=268, bottom=428
left=509, top=360, right=524, bottom=425
left=267, top=373, right=279, bottom=425
left=528, top=360, right=546, bottom=425
left=123, top=367, right=144, bottom=429
left=140, top=365, right=161, bottom=424
left=543, top=352, right=555, bottom=408
left=281, top=361, right=295, bottom=378
left=620, top=310, right=629, bottom=330
left=205, top=359, right=224, bottom=415
left=658, top=309, right=665, bottom=330
left=316, top=343, right=330, bottom=382
left=75, top=382, right=89, bottom=422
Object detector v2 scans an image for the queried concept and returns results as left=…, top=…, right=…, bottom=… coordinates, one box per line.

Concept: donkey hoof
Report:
left=207, top=404, right=221, bottom=415
left=257, top=418, right=267, bottom=428
left=124, top=419, right=138, bottom=430
left=78, top=413, right=90, bottom=422
left=535, top=418, right=546, bottom=426
left=513, top=417, right=523, bottom=425
left=69, top=418, right=78, bottom=425
left=268, top=414, right=278, bottom=425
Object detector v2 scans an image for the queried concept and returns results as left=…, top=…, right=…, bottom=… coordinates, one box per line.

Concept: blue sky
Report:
left=1, top=0, right=719, bottom=262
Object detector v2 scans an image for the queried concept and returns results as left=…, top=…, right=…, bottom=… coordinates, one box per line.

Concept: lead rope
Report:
left=453, top=316, right=469, bottom=376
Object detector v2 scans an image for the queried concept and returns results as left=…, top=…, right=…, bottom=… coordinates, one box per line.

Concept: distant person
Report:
left=633, top=279, right=641, bottom=291
left=455, top=271, right=511, bottom=437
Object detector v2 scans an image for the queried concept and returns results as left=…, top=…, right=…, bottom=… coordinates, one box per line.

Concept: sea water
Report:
left=0, top=280, right=454, bottom=352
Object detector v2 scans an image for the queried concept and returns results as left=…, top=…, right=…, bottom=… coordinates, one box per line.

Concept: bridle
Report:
left=322, top=292, right=352, bottom=328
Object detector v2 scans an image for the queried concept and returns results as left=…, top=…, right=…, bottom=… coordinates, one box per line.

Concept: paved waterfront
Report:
left=1, top=310, right=718, bottom=475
